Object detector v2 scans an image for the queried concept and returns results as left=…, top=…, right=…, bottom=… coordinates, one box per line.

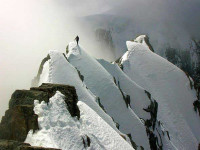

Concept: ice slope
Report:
left=67, top=41, right=150, bottom=149
left=25, top=91, right=134, bottom=150
left=98, top=59, right=150, bottom=120
left=37, top=50, right=120, bottom=134
left=121, top=35, right=200, bottom=150
left=98, top=59, right=177, bottom=150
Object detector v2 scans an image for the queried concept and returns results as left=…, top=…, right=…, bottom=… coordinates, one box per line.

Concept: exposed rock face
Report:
left=31, top=83, right=80, bottom=119
left=194, top=100, right=200, bottom=115
left=8, top=83, right=80, bottom=119
left=31, top=54, right=50, bottom=87
left=9, top=90, right=49, bottom=109
left=143, top=35, right=155, bottom=52
left=0, top=105, right=39, bottom=142
left=0, top=140, right=61, bottom=150
left=0, top=83, right=79, bottom=149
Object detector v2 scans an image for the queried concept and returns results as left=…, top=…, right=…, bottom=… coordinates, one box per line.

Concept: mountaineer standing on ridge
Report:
left=75, top=36, right=79, bottom=45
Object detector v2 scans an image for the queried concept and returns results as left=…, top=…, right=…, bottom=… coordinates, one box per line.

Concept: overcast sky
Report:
left=0, top=0, right=200, bottom=118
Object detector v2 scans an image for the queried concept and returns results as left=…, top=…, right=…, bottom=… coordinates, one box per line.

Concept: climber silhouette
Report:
left=75, top=36, right=79, bottom=45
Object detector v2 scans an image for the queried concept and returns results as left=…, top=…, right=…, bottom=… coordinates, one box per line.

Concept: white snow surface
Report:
left=121, top=35, right=200, bottom=150
left=98, top=59, right=150, bottom=120
left=38, top=50, right=119, bottom=133
left=36, top=41, right=151, bottom=149
left=67, top=41, right=150, bottom=149
left=98, top=59, right=177, bottom=150
left=25, top=91, right=134, bottom=150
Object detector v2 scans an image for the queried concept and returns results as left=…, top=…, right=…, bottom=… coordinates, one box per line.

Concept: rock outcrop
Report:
left=0, top=83, right=79, bottom=149
left=31, top=55, right=50, bottom=87
left=0, top=140, right=60, bottom=150
left=0, top=105, right=39, bottom=142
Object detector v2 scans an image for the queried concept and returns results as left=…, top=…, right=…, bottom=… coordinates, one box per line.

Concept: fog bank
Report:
left=1, top=0, right=200, bottom=118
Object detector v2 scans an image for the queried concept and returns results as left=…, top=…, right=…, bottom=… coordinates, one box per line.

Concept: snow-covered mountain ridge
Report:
left=119, top=35, right=200, bottom=150
left=1, top=35, right=200, bottom=150
left=81, top=14, right=200, bottom=88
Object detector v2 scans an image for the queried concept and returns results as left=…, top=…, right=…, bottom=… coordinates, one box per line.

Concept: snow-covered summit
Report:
left=126, top=35, right=155, bottom=53
left=121, top=37, right=200, bottom=150
left=133, top=35, right=147, bottom=43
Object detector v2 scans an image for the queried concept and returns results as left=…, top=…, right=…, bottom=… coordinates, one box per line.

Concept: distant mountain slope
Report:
left=81, top=14, right=200, bottom=86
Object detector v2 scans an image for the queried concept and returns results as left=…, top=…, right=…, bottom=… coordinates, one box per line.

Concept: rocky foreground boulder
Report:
left=0, top=140, right=61, bottom=150
left=0, top=83, right=80, bottom=150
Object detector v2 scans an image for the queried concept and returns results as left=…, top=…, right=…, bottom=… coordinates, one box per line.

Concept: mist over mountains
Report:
left=80, top=0, right=200, bottom=57
left=1, top=1, right=200, bottom=149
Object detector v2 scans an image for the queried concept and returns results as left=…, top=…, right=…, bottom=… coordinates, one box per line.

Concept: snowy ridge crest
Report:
left=28, top=36, right=200, bottom=150
left=121, top=36, right=200, bottom=150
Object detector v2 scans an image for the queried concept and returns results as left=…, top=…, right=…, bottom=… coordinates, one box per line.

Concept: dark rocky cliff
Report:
left=0, top=83, right=80, bottom=150
left=0, top=140, right=61, bottom=150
